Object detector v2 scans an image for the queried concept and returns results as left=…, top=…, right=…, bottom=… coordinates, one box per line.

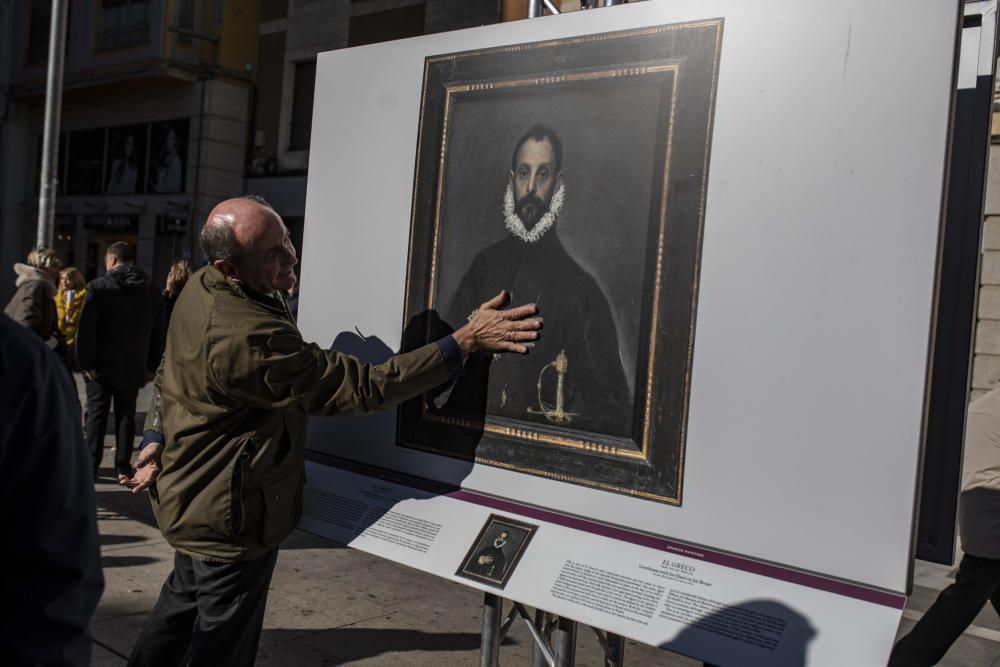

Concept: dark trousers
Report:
left=889, top=552, right=1000, bottom=666
left=84, top=379, right=138, bottom=476
left=128, top=549, right=279, bottom=667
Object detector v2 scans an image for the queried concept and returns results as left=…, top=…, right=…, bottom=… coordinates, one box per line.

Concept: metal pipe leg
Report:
left=533, top=610, right=554, bottom=667
left=605, top=633, right=625, bottom=667
left=553, top=616, right=578, bottom=667
left=480, top=593, right=502, bottom=667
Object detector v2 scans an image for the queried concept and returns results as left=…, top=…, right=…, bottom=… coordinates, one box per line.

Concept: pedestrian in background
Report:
left=4, top=247, right=62, bottom=346
left=0, top=313, right=103, bottom=666
left=890, top=387, right=1000, bottom=665
left=162, top=258, right=191, bottom=325
left=77, top=242, right=166, bottom=479
left=56, top=266, right=87, bottom=354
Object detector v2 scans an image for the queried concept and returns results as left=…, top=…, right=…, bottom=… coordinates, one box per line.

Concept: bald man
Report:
left=121, top=195, right=540, bottom=666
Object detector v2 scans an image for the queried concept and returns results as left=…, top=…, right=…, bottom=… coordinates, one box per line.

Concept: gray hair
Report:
left=199, top=195, right=274, bottom=263
left=26, top=247, right=62, bottom=270
left=200, top=218, right=240, bottom=263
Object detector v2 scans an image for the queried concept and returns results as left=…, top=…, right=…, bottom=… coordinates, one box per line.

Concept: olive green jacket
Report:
left=144, top=265, right=454, bottom=562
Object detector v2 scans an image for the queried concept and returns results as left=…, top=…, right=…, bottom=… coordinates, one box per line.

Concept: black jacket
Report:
left=77, top=265, right=166, bottom=388
left=0, top=314, right=103, bottom=665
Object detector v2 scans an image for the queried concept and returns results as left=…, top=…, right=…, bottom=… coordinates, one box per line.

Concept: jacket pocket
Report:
left=224, top=435, right=257, bottom=538
left=260, top=468, right=302, bottom=547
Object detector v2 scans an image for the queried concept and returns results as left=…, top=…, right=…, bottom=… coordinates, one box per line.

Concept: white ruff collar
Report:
left=503, top=181, right=565, bottom=243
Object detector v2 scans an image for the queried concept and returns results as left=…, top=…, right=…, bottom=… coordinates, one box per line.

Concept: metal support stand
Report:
left=478, top=595, right=629, bottom=666
left=591, top=627, right=626, bottom=667
left=532, top=610, right=554, bottom=667
left=552, top=615, right=578, bottom=665
left=480, top=593, right=503, bottom=667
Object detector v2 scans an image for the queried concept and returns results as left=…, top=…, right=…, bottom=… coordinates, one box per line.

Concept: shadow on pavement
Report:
left=100, top=534, right=146, bottom=547
left=95, top=488, right=159, bottom=528
left=260, top=627, right=517, bottom=663
left=101, top=555, right=160, bottom=568
left=280, top=530, right=346, bottom=551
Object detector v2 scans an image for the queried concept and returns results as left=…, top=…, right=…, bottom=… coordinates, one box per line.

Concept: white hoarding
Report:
left=296, top=1, right=959, bottom=664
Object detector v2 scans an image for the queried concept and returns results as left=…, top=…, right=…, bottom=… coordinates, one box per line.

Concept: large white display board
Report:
left=297, top=1, right=959, bottom=664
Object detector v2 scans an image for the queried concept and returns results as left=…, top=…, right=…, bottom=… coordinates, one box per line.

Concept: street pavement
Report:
left=85, top=380, right=1000, bottom=665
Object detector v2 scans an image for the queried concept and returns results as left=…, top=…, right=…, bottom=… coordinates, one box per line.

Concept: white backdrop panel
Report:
left=299, top=0, right=957, bottom=594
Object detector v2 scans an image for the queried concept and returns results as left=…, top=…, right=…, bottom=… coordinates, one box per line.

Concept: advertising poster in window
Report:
left=105, top=124, right=148, bottom=195
left=148, top=119, right=188, bottom=194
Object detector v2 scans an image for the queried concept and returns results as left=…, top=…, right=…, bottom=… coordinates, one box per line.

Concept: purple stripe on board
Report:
left=447, top=489, right=905, bottom=610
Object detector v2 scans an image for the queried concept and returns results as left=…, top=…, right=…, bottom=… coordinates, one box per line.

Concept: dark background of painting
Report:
left=433, top=78, right=666, bottom=395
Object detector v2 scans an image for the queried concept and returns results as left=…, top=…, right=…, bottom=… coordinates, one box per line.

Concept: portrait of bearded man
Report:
left=445, top=124, right=632, bottom=438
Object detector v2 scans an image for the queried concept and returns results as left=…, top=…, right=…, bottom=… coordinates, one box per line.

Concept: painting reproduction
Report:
left=456, top=515, right=537, bottom=589
left=399, top=20, right=722, bottom=504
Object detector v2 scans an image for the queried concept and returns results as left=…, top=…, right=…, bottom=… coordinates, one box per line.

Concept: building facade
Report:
left=245, top=0, right=503, bottom=271
left=1, top=0, right=261, bottom=306
left=0, top=0, right=508, bottom=304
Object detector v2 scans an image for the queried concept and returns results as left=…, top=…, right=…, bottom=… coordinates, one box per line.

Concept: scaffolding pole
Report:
left=36, top=0, right=69, bottom=249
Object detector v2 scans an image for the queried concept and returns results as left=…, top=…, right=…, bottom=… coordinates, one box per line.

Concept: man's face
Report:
left=231, top=206, right=298, bottom=294
left=510, top=138, right=560, bottom=229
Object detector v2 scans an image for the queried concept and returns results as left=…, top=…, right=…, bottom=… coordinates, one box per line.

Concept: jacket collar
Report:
left=201, top=265, right=289, bottom=317
left=13, top=263, right=56, bottom=292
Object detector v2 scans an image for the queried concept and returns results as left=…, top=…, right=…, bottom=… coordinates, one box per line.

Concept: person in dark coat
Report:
left=0, top=313, right=103, bottom=665
left=3, top=247, right=62, bottom=344
left=77, top=241, right=166, bottom=478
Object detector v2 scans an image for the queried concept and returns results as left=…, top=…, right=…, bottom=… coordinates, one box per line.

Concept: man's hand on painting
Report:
left=453, top=290, right=541, bottom=355
left=478, top=555, right=495, bottom=565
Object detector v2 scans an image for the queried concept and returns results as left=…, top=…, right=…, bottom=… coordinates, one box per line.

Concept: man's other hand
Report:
left=452, top=290, right=541, bottom=355
left=119, top=442, right=164, bottom=494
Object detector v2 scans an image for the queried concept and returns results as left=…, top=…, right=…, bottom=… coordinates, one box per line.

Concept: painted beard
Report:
left=503, top=180, right=565, bottom=243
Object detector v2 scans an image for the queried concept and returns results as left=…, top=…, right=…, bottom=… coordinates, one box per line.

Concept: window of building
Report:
left=66, top=129, right=107, bottom=196
left=26, top=0, right=51, bottom=64
left=99, top=0, right=152, bottom=52
left=288, top=60, right=316, bottom=152
left=348, top=3, right=425, bottom=48
left=262, top=0, right=289, bottom=22
left=175, top=0, right=195, bottom=45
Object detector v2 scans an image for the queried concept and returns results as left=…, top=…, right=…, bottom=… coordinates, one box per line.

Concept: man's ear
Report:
left=555, top=172, right=564, bottom=189
left=508, top=170, right=515, bottom=188
left=213, top=259, right=237, bottom=279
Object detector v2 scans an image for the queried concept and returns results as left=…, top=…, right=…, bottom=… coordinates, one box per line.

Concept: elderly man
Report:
left=121, top=195, right=540, bottom=666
